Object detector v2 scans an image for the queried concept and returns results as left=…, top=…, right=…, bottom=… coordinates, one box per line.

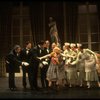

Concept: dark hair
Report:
left=38, top=40, right=45, bottom=45
left=25, top=41, right=31, bottom=46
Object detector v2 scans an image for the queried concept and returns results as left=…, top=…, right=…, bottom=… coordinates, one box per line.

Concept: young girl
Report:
left=47, top=47, right=62, bottom=85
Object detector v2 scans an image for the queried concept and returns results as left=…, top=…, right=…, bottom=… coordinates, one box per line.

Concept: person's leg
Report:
left=32, top=66, right=39, bottom=90
left=44, top=67, right=49, bottom=88
left=87, top=81, right=91, bottom=88
left=22, top=66, right=27, bottom=88
left=9, top=72, right=15, bottom=90
left=40, top=68, right=45, bottom=88
left=28, top=70, right=34, bottom=90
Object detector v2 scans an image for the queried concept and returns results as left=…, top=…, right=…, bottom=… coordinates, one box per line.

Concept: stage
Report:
left=0, top=77, right=100, bottom=99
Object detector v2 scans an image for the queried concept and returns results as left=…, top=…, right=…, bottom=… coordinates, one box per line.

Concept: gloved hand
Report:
left=42, top=61, right=48, bottom=65
left=39, top=63, right=43, bottom=68
left=37, top=57, right=42, bottom=60
left=22, top=62, right=29, bottom=66
left=6, top=60, right=10, bottom=64
left=63, top=57, right=66, bottom=60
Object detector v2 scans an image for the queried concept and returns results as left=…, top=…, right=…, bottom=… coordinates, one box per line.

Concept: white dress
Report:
left=77, top=51, right=86, bottom=82
left=65, top=50, right=78, bottom=85
left=85, top=54, right=99, bottom=81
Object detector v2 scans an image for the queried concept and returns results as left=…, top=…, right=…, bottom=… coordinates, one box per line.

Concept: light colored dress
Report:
left=85, top=54, right=99, bottom=82
left=58, top=55, right=65, bottom=80
left=77, top=51, right=86, bottom=84
left=65, top=50, right=78, bottom=85
left=46, top=56, right=59, bottom=82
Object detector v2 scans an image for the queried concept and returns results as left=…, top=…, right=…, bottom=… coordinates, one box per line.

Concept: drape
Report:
left=66, top=2, right=78, bottom=43
left=29, top=1, right=78, bottom=46
left=0, top=1, right=13, bottom=56
left=29, top=1, right=44, bottom=45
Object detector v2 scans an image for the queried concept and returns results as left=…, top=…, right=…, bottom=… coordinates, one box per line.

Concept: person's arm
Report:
left=85, top=49, right=98, bottom=62
left=37, top=54, right=51, bottom=60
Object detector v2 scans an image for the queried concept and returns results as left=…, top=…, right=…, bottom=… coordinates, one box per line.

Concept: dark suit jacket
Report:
left=20, top=48, right=33, bottom=72
left=20, top=48, right=33, bottom=63
left=6, top=50, right=21, bottom=73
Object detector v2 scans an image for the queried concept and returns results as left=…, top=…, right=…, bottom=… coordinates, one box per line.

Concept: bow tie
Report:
left=26, top=49, right=30, bottom=51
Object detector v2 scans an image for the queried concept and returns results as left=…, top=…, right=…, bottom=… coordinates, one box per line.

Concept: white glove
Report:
left=63, top=57, right=66, bottom=60
left=22, top=62, right=29, bottom=66
left=42, top=61, right=48, bottom=65
left=6, top=60, right=10, bottom=64
left=39, top=63, right=43, bottom=68
left=45, top=59, right=48, bottom=61
left=37, top=57, right=42, bottom=60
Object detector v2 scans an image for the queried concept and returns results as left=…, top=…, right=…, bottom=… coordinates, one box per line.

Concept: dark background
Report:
left=0, top=0, right=100, bottom=58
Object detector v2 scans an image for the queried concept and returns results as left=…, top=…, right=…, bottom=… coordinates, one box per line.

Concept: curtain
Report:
left=29, top=1, right=78, bottom=45
left=66, top=2, right=78, bottom=43
left=0, top=1, right=13, bottom=57
left=29, top=1, right=64, bottom=45
left=29, top=1, right=44, bottom=45
left=97, top=2, right=100, bottom=33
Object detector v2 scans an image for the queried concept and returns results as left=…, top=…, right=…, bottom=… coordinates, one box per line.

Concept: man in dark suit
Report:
left=37, top=40, right=51, bottom=89
left=30, top=41, right=45, bottom=90
left=41, top=40, right=51, bottom=89
left=6, top=45, right=22, bottom=91
left=20, top=41, right=33, bottom=89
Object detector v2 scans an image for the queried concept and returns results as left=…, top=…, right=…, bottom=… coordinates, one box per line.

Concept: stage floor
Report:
left=0, top=77, right=100, bottom=99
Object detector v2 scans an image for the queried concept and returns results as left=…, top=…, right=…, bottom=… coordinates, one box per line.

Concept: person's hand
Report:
left=6, top=60, right=10, bottom=64
left=42, top=61, right=48, bottom=65
left=22, top=62, right=29, bottom=66
left=37, top=57, right=42, bottom=60
left=39, top=63, right=43, bottom=68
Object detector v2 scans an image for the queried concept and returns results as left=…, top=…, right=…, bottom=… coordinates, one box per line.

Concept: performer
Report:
left=38, top=46, right=62, bottom=87
left=75, top=46, right=100, bottom=88
left=6, top=45, right=29, bottom=91
left=41, top=40, right=51, bottom=89
left=46, top=48, right=60, bottom=87
left=20, top=41, right=34, bottom=90
left=76, top=44, right=86, bottom=87
left=38, top=41, right=49, bottom=89
left=84, top=53, right=100, bottom=88
left=65, top=43, right=78, bottom=87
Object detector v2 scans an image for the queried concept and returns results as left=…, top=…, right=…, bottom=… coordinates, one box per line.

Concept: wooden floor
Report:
left=0, top=77, right=100, bottom=99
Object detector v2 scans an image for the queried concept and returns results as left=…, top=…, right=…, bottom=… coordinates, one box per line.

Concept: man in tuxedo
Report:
left=20, top=41, right=33, bottom=89
left=30, top=41, right=46, bottom=90
left=41, top=40, right=51, bottom=89
left=38, top=40, right=51, bottom=89
left=6, top=45, right=29, bottom=90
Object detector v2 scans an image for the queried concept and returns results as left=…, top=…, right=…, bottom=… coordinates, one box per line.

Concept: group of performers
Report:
left=5, top=40, right=100, bottom=91
left=5, top=17, right=100, bottom=91
left=38, top=41, right=100, bottom=89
